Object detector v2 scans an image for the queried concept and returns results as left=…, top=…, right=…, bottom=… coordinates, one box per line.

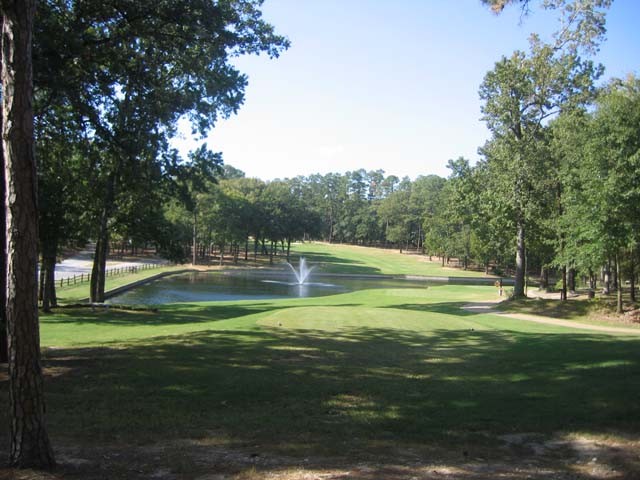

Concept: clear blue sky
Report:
left=174, top=0, right=640, bottom=181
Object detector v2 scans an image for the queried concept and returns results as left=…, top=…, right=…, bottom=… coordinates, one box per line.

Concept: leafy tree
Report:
left=166, top=144, right=223, bottom=265
left=483, top=0, right=611, bottom=53
left=553, top=77, right=640, bottom=311
left=479, top=34, right=600, bottom=297
left=378, top=185, right=412, bottom=251
left=32, top=0, right=288, bottom=302
left=225, top=177, right=267, bottom=260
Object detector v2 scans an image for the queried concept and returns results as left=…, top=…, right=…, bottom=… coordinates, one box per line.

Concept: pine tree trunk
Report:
left=560, top=266, right=567, bottom=301
left=513, top=221, right=526, bottom=298
left=2, top=2, right=56, bottom=467
left=0, top=87, right=6, bottom=365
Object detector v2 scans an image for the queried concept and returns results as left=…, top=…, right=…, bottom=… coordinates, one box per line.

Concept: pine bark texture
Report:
left=0, top=85, right=6, bottom=364
left=2, top=0, right=55, bottom=468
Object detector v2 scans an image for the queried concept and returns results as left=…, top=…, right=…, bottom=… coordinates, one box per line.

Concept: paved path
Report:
left=463, top=300, right=640, bottom=335
left=53, top=245, right=168, bottom=281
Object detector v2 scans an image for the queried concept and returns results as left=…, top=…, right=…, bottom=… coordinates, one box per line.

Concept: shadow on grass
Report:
left=2, top=310, right=640, bottom=478
left=383, top=302, right=477, bottom=316
left=497, top=297, right=593, bottom=320
left=42, top=302, right=295, bottom=326
left=14, top=323, right=638, bottom=456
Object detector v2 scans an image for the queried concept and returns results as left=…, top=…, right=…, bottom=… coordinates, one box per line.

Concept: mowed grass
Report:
left=2, top=244, right=639, bottom=472
left=15, top=283, right=639, bottom=460
left=290, top=242, right=490, bottom=277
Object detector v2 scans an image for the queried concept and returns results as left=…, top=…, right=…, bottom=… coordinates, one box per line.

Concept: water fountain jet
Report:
left=286, top=257, right=315, bottom=285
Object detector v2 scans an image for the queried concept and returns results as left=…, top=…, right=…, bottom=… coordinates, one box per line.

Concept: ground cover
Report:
left=2, top=245, right=639, bottom=479
left=289, top=242, right=489, bottom=277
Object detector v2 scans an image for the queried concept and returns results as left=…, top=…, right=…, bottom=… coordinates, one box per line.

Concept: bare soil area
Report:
left=1, top=431, right=640, bottom=480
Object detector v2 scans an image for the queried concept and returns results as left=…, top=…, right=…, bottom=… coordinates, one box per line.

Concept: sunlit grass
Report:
left=290, top=242, right=490, bottom=277
left=19, top=283, right=639, bottom=461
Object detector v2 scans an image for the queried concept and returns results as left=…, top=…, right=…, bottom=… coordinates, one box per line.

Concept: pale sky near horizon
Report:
left=173, top=0, right=640, bottom=181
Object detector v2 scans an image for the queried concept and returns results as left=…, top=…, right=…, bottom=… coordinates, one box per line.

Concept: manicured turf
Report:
left=2, top=245, right=638, bottom=468
left=290, top=242, right=490, bottom=277
left=30, top=283, right=640, bottom=458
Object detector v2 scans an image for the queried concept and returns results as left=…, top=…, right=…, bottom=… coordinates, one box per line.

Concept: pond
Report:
left=105, top=271, right=437, bottom=305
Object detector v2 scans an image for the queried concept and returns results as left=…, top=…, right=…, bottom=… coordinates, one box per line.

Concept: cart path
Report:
left=462, top=300, right=640, bottom=335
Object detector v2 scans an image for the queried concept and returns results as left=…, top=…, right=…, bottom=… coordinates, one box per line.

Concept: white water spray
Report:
left=286, top=257, right=315, bottom=284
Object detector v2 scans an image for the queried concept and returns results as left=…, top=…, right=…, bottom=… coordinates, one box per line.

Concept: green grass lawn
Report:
left=25, top=284, right=640, bottom=460
left=289, top=242, right=490, bottom=277
left=2, top=245, right=639, bottom=477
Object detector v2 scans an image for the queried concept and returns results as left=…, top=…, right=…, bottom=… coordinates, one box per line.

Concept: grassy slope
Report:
left=290, top=242, right=489, bottom=277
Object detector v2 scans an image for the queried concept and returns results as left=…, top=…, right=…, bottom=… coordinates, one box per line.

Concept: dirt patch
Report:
left=1, top=432, right=638, bottom=479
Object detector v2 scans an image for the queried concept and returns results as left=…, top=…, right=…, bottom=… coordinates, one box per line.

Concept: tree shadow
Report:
left=2, top=312, right=640, bottom=477
left=382, top=302, right=478, bottom=316
left=30, top=324, right=640, bottom=443
left=287, top=252, right=384, bottom=275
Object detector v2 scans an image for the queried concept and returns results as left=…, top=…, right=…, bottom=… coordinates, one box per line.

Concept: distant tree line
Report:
left=162, top=71, right=640, bottom=313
